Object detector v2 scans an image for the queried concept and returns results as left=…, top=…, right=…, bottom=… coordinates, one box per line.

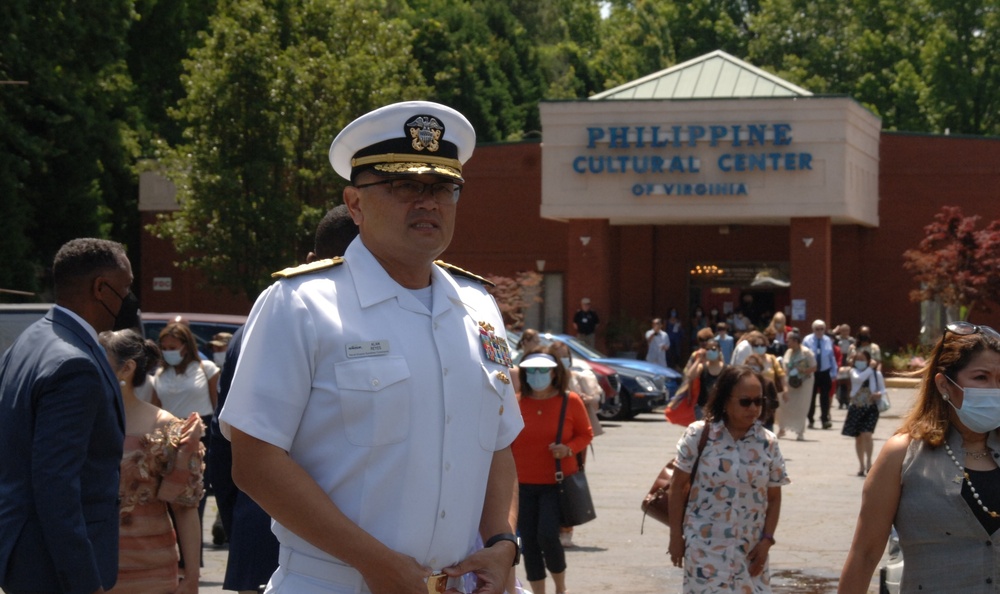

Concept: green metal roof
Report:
left=589, top=50, right=813, bottom=100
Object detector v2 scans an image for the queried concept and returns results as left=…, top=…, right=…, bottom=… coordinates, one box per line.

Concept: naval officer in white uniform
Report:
left=221, top=101, right=523, bottom=594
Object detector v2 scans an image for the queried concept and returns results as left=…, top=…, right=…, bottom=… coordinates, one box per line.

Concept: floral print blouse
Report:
left=674, top=420, right=790, bottom=593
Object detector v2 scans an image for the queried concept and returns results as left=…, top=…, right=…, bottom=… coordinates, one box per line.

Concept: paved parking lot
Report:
left=198, top=383, right=917, bottom=593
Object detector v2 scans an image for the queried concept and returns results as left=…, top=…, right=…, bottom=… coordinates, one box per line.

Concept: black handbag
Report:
left=555, top=393, right=596, bottom=527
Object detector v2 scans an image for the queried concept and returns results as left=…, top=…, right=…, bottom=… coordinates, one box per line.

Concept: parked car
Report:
left=140, top=311, right=247, bottom=358
left=543, top=333, right=682, bottom=420
left=0, top=303, right=52, bottom=353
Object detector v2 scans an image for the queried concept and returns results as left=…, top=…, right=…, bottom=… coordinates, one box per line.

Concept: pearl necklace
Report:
left=943, top=443, right=1000, bottom=519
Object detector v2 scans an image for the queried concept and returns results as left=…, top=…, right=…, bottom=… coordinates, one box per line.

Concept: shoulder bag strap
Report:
left=690, top=423, right=710, bottom=478
left=554, top=392, right=570, bottom=482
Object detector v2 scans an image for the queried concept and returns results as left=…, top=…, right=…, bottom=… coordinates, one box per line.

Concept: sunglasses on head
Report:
left=738, top=397, right=765, bottom=408
left=945, top=321, right=1000, bottom=342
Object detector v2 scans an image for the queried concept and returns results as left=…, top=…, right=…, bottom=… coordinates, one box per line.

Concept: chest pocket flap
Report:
left=334, top=356, right=411, bottom=446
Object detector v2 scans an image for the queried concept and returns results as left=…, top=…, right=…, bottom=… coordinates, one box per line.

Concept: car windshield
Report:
left=559, top=335, right=607, bottom=359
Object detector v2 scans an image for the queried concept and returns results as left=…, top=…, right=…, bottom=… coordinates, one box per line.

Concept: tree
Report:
left=0, top=0, right=137, bottom=297
left=902, top=205, right=1000, bottom=319
left=151, top=0, right=430, bottom=299
left=919, top=0, right=1000, bottom=135
left=404, top=0, right=544, bottom=141
left=486, top=271, right=543, bottom=330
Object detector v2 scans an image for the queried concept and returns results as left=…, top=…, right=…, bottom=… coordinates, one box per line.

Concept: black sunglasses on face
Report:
left=738, top=397, right=765, bottom=408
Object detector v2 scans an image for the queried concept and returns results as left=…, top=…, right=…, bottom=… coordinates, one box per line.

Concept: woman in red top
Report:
left=512, top=349, right=594, bottom=594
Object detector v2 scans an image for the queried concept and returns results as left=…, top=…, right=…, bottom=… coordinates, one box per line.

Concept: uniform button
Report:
left=371, top=378, right=380, bottom=387
left=434, top=322, right=440, bottom=330
left=446, top=415, right=451, bottom=424
left=440, top=510, right=446, bottom=519
left=445, top=462, right=451, bottom=471
left=443, top=368, right=449, bottom=376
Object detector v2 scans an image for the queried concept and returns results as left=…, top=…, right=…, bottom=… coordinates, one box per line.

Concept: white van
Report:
left=0, top=304, right=53, bottom=353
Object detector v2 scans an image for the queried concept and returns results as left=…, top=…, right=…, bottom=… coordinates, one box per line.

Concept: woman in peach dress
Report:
left=101, top=329, right=204, bottom=594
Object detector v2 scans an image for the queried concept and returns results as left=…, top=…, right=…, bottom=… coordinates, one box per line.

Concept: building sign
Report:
left=573, top=123, right=812, bottom=197
left=539, top=98, right=881, bottom=226
left=152, top=277, right=172, bottom=291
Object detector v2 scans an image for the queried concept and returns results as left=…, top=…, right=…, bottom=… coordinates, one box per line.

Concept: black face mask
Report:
left=101, top=283, right=141, bottom=331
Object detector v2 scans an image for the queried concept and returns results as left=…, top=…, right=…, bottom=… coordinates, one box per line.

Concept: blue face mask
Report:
left=945, top=376, right=1000, bottom=433
left=854, top=360, right=869, bottom=371
left=526, top=371, right=553, bottom=391
left=705, top=349, right=720, bottom=362
left=752, top=346, right=767, bottom=355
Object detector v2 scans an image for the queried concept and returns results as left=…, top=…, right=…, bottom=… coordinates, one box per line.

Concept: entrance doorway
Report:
left=688, top=262, right=790, bottom=345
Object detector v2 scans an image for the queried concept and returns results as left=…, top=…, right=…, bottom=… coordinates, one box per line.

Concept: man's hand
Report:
left=359, top=551, right=435, bottom=594
left=442, top=541, right=515, bottom=594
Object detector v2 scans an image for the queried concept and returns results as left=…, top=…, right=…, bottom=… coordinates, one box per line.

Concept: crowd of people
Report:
left=0, top=99, right=996, bottom=594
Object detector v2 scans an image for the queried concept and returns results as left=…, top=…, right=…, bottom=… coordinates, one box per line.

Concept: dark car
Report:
left=543, top=333, right=682, bottom=420
left=141, top=311, right=247, bottom=358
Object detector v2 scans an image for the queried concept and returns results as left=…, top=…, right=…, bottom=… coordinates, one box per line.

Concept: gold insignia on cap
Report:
left=407, top=116, right=443, bottom=152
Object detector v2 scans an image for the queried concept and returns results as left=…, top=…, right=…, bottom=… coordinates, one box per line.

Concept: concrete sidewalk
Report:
left=198, top=383, right=918, bottom=593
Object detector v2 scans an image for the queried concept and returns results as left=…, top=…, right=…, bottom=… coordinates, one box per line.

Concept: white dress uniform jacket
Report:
left=220, top=238, right=523, bottom=587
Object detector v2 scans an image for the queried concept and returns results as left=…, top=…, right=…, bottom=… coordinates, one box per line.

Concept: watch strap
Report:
left=484, top=533, right=521, bottom=566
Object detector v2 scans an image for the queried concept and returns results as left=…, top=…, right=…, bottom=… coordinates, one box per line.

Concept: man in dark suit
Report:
left=0, top=238, right=135, bottom=594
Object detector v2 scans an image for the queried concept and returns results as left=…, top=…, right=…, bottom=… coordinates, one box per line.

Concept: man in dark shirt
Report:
left=573, top=297, right=600, bottom=347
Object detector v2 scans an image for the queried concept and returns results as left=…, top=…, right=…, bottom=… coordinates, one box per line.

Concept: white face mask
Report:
left=945, top=375, right=1000, bottom=433
left=213, top=352, right=227, bottom=366
left=162, top=350, right=183, bottom=367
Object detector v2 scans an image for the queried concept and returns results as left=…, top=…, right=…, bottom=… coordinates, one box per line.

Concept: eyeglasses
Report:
left=524, top=368, right=551, bottom=375
left=354, top=178, right=462, bottom=204
left=945, top=322, right=1000, bottom=342
left=738, top=397, right=765, bottom=408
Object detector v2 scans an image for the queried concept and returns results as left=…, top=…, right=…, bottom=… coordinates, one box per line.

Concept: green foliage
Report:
left=0, top=0, right=137, bottom=297
left=404, top=0, right=544, bottom=141
left=151, top=0, right=430, bottom=299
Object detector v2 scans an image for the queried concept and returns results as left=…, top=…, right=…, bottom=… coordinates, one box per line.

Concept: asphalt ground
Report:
left=198, top=382, right=918, bottom=593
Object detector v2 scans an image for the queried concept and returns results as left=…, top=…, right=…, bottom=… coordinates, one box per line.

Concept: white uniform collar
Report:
left=345, top=237, right=472, bottom=316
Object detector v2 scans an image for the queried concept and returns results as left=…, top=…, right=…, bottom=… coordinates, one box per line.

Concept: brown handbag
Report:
left=640, top=425, right=709, bottom=533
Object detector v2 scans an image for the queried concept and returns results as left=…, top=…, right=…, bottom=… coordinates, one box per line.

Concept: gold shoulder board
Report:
left=271, top=257, right=344, bottom=279
left=435, top=260, right=495, bottom=287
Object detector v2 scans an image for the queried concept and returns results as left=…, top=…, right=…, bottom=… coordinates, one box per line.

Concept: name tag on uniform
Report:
left=346, top=340, right=390, bottom=358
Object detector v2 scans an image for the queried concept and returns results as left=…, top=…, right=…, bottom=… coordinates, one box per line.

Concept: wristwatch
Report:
left=485, top=533, right=521, bottom=566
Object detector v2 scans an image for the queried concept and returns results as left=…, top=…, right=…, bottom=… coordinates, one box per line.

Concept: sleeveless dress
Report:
left=110, top=413, right=205, bottom=594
